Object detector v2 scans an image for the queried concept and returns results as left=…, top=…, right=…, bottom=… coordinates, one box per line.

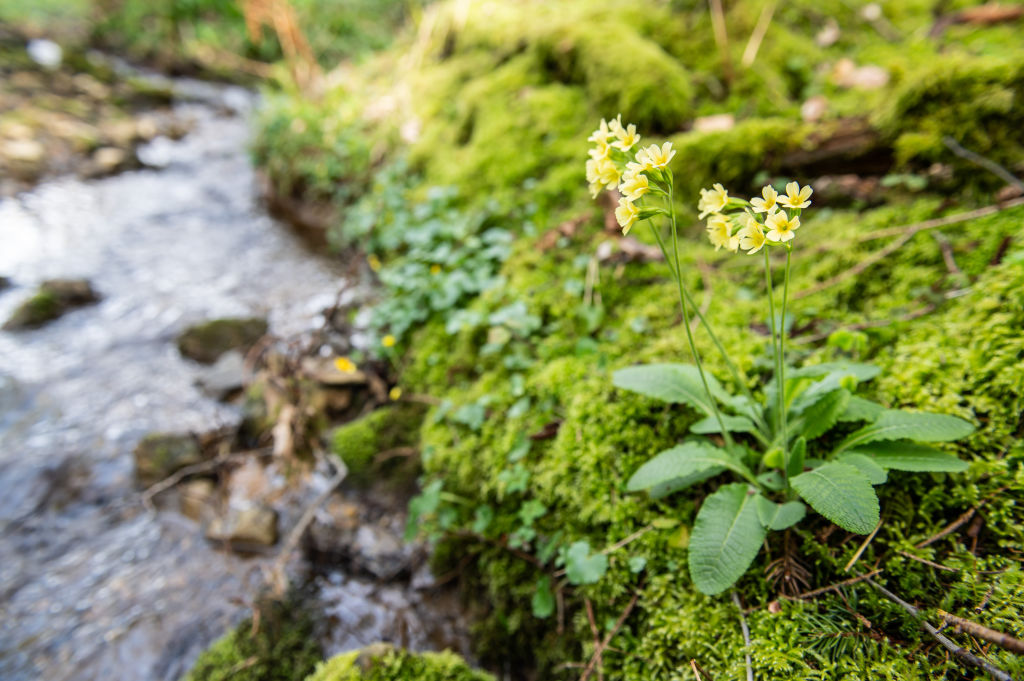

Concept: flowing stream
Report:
left=0, top=82, right=469, bottom=681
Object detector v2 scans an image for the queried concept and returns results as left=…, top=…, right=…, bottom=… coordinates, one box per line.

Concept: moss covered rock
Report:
left=2, top=278, right=99, bottom=330
left=176, top=317, right=268, bottom=364
left=183, top=598, right=321, bottom=681
left=133, top=432, right=205, bottom=487
left=330, top=402, right=427, bottom=479
left=305, top=644, right=494, bottom=681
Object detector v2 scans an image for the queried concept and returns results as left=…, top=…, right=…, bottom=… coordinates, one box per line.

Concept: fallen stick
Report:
left=731, top=591, right=754, bottom=681
left=866, top=579, right=1014, bottom=681
left=937, top=609, right=1024, bottom=655
left=579, top=591, right=641, bottom=681
left=943, top=136, right=1024, bottom=193
left=792, top=569, right=884, bottom=600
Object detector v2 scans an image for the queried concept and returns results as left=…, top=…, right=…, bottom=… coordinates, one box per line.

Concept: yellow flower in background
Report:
left=588, top=137, right=611, bottom=161
left=638, top=142, right=675, bottom=169
left=698, top=183, right=730, bottom=219
left=588, top=118, right=612, bottom=145
left=389, top=386, right=402, bottom=401
left=611, top=119, right=640, bottom=151
left=430, top=264, right=442, bottom=275
left=750, top=185, right=779, bottom=214
left=779, top=181, right=813, bottom=209
left=367, top=254, right=382, bottom=272
left=586, top=158, right=603, bottom=198
left=619, top=171, right=650, bottom=201
left=765, top=211, right=801, bottom=242
left=706, top=214, right=738, bottom=252
left=334, top=357, right=357, bottom=373
left=615, top=198, right=640, bottom=235
left=738, top=215, right=767, bottom=254
left=596, top=157, right=621, bottom=190
left=382, top=334, right=397, bottom=347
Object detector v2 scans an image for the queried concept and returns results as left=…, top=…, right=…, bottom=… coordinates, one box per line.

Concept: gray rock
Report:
left=206, top=503, right=278, bottom=548
left=176, top=317, right=268, bottom=364
left=133, top=433, right=204, bottom=487
left=179, top=479, right=217, bottom=522
left=194, top=350, right=246, bottom=400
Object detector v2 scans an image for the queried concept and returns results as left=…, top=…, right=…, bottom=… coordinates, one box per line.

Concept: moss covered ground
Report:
left=239, top=0, right=1024, bottom=678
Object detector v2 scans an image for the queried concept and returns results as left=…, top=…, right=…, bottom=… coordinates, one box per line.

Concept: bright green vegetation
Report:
left=305, top=645, right=495, bottom=681
left=184, top=598, right=322, bottom=681
left=331, top=402, right=427, bottom=478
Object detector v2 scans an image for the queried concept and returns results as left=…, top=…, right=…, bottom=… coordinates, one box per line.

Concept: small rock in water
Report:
left=180, top=479, right=217, bottom=521
left=133, top=432, right=205, bottom=487
left=3, top=279, right=100, bottom=330
left=92, top=146, right=127, bottom=173
left=27, top=39, right=62, bottom=69
left=206, top=503, right=278, bottom=548
left=176, top=317, right=268, bottom=364
left=194, top=350, right=246, bottom=400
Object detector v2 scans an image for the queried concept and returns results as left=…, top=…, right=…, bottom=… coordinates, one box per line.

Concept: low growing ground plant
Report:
left=587, top=117, right=976, bottom=595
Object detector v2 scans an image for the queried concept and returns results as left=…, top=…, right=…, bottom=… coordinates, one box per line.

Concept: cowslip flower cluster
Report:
left=586, top=116, right=673, bottom=235
left=698, top=181, right=813, bottom=254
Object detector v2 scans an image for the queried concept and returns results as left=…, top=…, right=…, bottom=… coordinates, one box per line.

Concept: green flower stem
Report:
left=780, top=246, right=792, bottom=487
left=666, top=179, right=734, bottom=450
left=644, top=218, right=768, bottom=436
left=762, top=248, right=781, bottom=439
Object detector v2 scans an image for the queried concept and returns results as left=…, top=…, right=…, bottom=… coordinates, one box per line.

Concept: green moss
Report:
left=305, top=644, right=494, bottom=681
left=330, top=403, right=428, bottom=478
left=3, top=290, right=60, bottom=329
left=184, top=598, right=321, bottom=681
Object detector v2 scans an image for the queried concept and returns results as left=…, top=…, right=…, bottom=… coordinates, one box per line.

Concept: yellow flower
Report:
left=706, top=214, right=739, bottom=252
left=389, top=386, right=402, bottom=401
left=596, top=157, right=621, bottom=190
left=367, top=254, right=382, bottom=272
left=610, top=118, right=640, bottom=151
left=382, top=334, right=397, bottom=348
left=637, top=142, right=676, bottom=169
left=334, top=357, right=357, bottom=373
left=588, top=137, right=611, bottom=161
left=619, top=171, right=649, bottom=201
left=738, top=215, right=767, bottom=254
left=586, top=158, right=603, bottom=198
left=698, top=183, right=730, bottom=219
left=750, top=185, right=779, bottom=214
left=615, top=198, right=640, bottom=235
left=587, top=118, right=612, bottom=145
left=765, top=211, right=801, bottom=242
left=430, top=264, right=442, bottom=275
left=778, top=181, right=813, bottom=209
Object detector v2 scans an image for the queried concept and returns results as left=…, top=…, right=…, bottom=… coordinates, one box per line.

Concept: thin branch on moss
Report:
left=793, top=303, right=936, bottom=344
left=855, top=197, right=1024, bottom=243
left=916, top=507, right=976, bottom=548
left=865, top=579, right=1014, bottom=681
left=690, top=659, right=715, bottom=680
left=708, top=0, right=733, bottom=84
left=942, top=136, right=1024, bottom=192
left=741, top=0, right=777, bottom=67
left=844, top=519, right=883, bottom=572
left=792, top=569, right=883, bottom=600
left=731, top=591, right=754, bottom=681
left=897, top=550, right=958, bottom=572
left=937, top=610, right=1024, bottom=654
left=584, top=599, right=605, bottom=681
left=578, top=591, right=641, bottom=681
left=140, top=448, right=256, bottom=512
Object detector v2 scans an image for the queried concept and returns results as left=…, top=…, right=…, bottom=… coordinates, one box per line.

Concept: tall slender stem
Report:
left=762, top=248, right=781, bottom=439
left=666, top=181, right=734, bottom=449
left=779, top=247, right=792, bottom=481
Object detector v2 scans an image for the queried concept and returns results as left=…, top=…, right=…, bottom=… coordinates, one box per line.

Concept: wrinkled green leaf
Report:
left=793, top=389, right=850, bottom=441
left=839, top=396, right=886, bottom=423
left=836, top=409, right=976, bottom=453
left=787, top=437, right=807, bottom=478
left=690, top=415, right=757, bottom=435
left=754, top=496, right=807, bottom=530
left=792, top=463, right=880, bottom=534
left=649, top=467, right=724, bottom=500
left=688, top=484, right=766, bottom=595
left=851, top=441, right=969, bottom=472
left=626, top=442, right=747, bottom=493
left=788, top=362, right=881, bottom=381
left=837, top=453, right=888, bottom=485
left=472, top=505, right=494, bottom=533
left=613, top=363, right=725, bottom=416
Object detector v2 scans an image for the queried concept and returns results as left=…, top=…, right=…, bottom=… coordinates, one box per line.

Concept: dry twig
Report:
left=792, top=569, right=883, bottom=600
left=943, top=136, right=1024, bottom=193
left=844, top=519, right=883, bottom=572
left=741, top=0, right=777, bottom=67
left=731, top=591, right=754, bottom=681
left=579, top=591, right=641, bottom=681
left=866, top=579, right=1014, bottom=681
left=897, top=550, right=958, bottom=572
left=937, top=610, right=1024, bottom=654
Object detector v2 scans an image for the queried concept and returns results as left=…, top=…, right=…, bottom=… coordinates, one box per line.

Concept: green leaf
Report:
left=836, top=409, right=976, bottom=453
left=628, top=556, right=648, bottom=573
left=626, top=442, right=747, bottom=493
left=754, top=496, right=807, bottom=530
left=787, top=437, right=807, bottom=478
left=690, top=415, right=757, bottom=435
left=613, top=363, right=725, bottom=416
left=839, top=397, right=886, bottom=423
left=563, top=541, right=608, bottom=585
left=531, top=577, right=555, bottom=619
left=793, top=389, right=850, bottom=441
left=788, top=362, right=881, bottom=381
left=792, top=463, right=879, bottom=533
left=649, top=467, right=724, bottom=500
left=688, top=483, right=767, bottom=595
left=472, top=505, right=494, bottom=534
left=851, top=441, right=969, bottom=472
left=837, top=453, right=888, bottom=485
